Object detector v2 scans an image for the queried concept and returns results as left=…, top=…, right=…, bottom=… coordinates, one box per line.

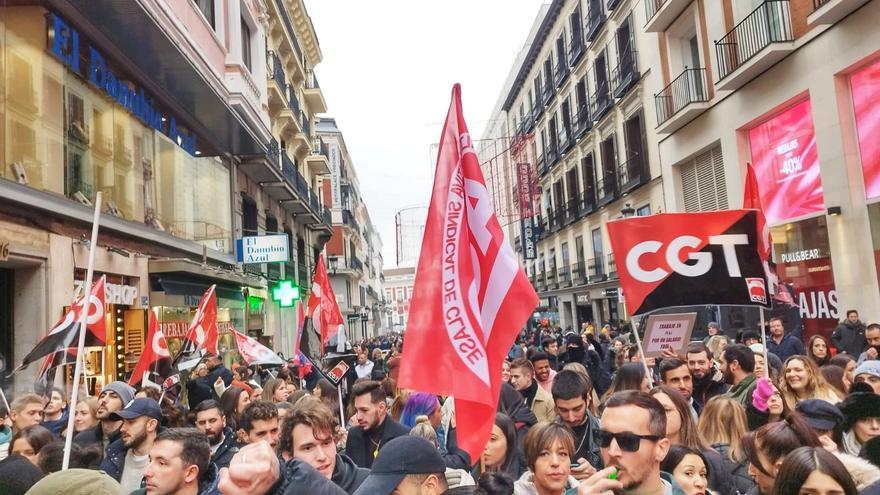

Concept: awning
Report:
left=50, top=0, right=266, bottom=156
left=152, top=276, right=244, bottom=301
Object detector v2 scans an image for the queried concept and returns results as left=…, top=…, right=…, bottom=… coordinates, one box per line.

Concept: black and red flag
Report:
left=608, top=210, right=770, bottom=315
left=129, top=309, right=172, bottom=387
left=12, top=276, right=107, bottom=374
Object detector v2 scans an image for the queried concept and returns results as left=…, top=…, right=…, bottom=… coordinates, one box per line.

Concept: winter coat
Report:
left=443, top=427, right=472, bottom=471
left=766, top=333, right=804, bottom=362
left=331, top=454, right=369, bottom=494
left=702, top=447, right=735, bottom=495
left=831, top=320, right=867, bottom=357
left=712, top=443, right=755, bottom=495
left=41, top=408, right=70, bottom=437
left=344, top=416, right=410, bottom=469
left=274, top=458, right=347, bottom=495
left=834, top=452, right=880, bottom=491
left=513, top=470, right=579, bottom=495
left=211, top=427, right=239, bottom=469
left=724, top=375, right=757, bottom=407
left=99, top=436, right=129, bottom=482
left=498, top=383, right=538, bottom=457
left=692, top=373, right=729, bottom=408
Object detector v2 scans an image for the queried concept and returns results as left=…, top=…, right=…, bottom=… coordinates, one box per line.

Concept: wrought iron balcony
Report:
left=591, top=84, right=613, bottom=122
left=542, top=80, right=555, bottom=107
left=607, top=253, right=618, bottom=279
left=558, top=127, right=573, bottom=155
left=558, top=266, right=572, bottom=288
left=350, top=255, right=364, bottom=273
left=537, top=153, right=548, bottom=176
left=618, top=155, right=649, bottom=194
left=286, top=85, right=300, bottom=114
left=715, top=1, right=793, bottom=85
left=612, top=50, right=640, bottom=99
left=301, top=112, right=311, bottom=137
left=586, top=11, right=606, bottom=42
left=546, top=268, right=559, bottom=289
left=644, top=0, right=694, bottom=32
left=581, top=190, right=598, bottom=215
left=571, top=261, right=589, bottom=285
left=655, top=68, right=709, bottom=126
left=566, top=198, right=580, bottom=223
left=267, top=50, right=285, bottom=90
left=546, top=142, right=559, bottom=167
left=596, top=174, right=618, bottom=207
left=569, top=38, right=585, bottom=67
left=273, top=0, right=303, bottom=65
left=554, top=60, right=570, bottom=88
left=589, top=257, right=606, bottom=281
left=572, top=103, right=592, bottom=140
left=607, top=0, right=622, bottom=11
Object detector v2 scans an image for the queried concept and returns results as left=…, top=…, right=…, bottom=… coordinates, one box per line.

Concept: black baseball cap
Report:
left=108, top=398, right=162, bottom=421
left=353, top=436, right=446, bottom=495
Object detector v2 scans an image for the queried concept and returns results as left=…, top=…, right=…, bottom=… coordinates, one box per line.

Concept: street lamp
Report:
left=621, top=203, right=635, bottom=218
left=359, top=305, right=369, bottom=340
left=328, top=255, right=338, bottom=274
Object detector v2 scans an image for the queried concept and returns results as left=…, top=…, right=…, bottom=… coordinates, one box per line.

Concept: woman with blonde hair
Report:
left=697, top=396, right=756, bottom=494
left=779, top=355, right=841, bottom=409
left=706, top=335, right=730, bottom=366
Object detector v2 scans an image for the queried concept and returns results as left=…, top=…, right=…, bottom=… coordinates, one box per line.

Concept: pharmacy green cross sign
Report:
left=272, top=280, right=300, bottom=307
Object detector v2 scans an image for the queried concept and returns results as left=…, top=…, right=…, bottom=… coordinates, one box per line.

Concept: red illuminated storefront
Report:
left=749, top=98, right=837, bottom=340
left=851, top=58, right=880, bottom=288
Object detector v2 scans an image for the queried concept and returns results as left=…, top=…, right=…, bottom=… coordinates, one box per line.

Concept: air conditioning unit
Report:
left=11, top=161, right=28, bottom=184
left=73, top=191, right=92, bottom=206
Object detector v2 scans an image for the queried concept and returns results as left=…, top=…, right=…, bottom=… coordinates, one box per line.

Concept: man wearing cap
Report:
left=74, top=380, right=135, bottom=451
left=99, top=397, right=162, bottom=492
left=855, top=361, right=880, bottom=394
left=353, top=436, right=448, bottom=495
left=796, top=399, right=845, bottom=450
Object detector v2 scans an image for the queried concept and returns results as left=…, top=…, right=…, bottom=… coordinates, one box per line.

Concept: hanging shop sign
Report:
left=236, top=234, right=290, bottom=264
left=748, top=98, right=824, bottom=225
left=47, top=13, right=197, bottom=155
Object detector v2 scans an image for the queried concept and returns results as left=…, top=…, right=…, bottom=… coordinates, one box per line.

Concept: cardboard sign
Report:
left=641, top=313, right=697, bottom=358
left=326, top=361, right=350, bottom=385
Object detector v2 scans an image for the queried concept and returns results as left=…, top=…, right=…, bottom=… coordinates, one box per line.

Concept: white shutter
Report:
left=680, top=145, right=727, bottom=211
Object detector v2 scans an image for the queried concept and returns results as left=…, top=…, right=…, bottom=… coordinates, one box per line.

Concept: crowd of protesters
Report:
left=2, top=310, right=880, bottom=495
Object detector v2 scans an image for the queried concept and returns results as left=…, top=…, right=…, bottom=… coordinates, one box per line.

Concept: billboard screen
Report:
left=851, top=58, right=880, bottom=199
left=748, top=99, right=824, bottom=225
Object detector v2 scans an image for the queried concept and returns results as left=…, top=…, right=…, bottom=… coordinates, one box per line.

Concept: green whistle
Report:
left=608, top=467, right=619, bottom=480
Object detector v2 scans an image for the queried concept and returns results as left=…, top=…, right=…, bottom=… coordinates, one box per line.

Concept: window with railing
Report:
left=655, top=68, right=709, bottom=124
left=586, top=0, right=606, bottom=41
left=715, top=1, right=793, bottom=80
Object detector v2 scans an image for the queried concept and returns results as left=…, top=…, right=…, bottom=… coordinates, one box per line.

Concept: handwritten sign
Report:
left=642, top=313, right=697, bottom=357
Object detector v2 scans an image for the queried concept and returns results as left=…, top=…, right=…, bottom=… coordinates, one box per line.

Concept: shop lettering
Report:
left=74, top=280, right=138, bottom=305
left=625, top=234, right=749, bottom=283
left=777, top=139, right=799, bottom=155
left=48, top=14, right=197, bottom=155
left=781, top=249, right=820, bottom=263
left=798, top=289, right=840, bottom=320
left=0, top=241, right=8, bottom=261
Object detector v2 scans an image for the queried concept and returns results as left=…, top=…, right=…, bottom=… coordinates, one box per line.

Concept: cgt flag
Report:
left=307, top=254, right=344, bottom=352
left=231, top=327, right=284, bottom=366
left=129, top=309, right=171, bottom=387
left=13, top=276, right=107, bottom=374
left=608, top=210, right=771, bottom=315
left=399, top=85, right=539, bottom=463
left=176, top=285, right=219, bottom=361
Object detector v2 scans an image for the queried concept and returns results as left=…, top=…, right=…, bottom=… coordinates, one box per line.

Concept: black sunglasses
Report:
left=597, top=430, right=662, bottom=452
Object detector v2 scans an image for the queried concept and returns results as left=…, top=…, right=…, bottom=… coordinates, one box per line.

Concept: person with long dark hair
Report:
left=660, top=445, right=711, bottom=495
left=743, top=413, right=822, bottom=494
left=807, top=335, right=832, bottom=367
left=218, top=386, right=250, bottom=432
left=770, top=446, right=858, bottom=495
left=474, top=413, right=523, bottom=480
left=600, top=362, right=649, bottom=405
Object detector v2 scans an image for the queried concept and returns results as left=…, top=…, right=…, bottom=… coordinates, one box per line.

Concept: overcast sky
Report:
left=304, top=1, right=547, bottom=268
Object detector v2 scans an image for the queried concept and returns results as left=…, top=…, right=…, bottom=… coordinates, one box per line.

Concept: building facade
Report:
left=382, top=266, right=415, bottom=333
left=0, top=0, right=332, bottom=394
left=488, top=0, right=666, bottom=331
left=649, top=0, right=880, bottom=339
left=316, top=117, right=385, bottom=342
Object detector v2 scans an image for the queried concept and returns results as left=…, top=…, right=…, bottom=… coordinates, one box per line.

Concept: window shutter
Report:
left=680, top=145, right=727, bottom=211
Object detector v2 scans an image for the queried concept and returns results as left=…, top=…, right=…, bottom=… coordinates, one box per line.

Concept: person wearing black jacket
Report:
left=687, top=343, right=729, bottom=408
left=550, top=370, right=603, bottom=480
left=561, top=334, right=611, bottom=396
left=191, top=399, right=238, bottom=469
left=73, top=381, right=135, bottom=453
left=344, top=381, right=409, bottom=469
left=188, top=354, right=234, bottom=408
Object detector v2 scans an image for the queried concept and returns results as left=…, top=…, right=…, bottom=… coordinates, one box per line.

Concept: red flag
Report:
left=398, top=85, right=539, bottom=462
left=13, top=276, right=107, bottom=373
left=307, top=255, right=344, bottom=351
left=231, top=327, right=284, bottom=366
left=129, top=310, right=171, bottom=386
left=181, top=285, right=219, bottom=356
left=744, top=163, right=777, bottom=293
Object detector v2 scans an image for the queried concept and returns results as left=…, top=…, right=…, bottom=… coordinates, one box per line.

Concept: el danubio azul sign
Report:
left=236, top=234, right=289, bottom=264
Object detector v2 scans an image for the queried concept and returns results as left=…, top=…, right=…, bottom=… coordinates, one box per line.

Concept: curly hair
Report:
left=277, top=395, right=337, bottom=457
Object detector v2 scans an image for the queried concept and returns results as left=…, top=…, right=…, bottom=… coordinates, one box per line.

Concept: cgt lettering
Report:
left=625, top=234, right=749, bottom=283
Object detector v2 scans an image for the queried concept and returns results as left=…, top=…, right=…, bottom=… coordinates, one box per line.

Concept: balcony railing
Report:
left=350, top=255, right=364, bottom=273
left=554, top=60, right=570, bottom=88
left=558, top=126, right=572, bottom=154
left=607, top=0, right=622, bottom=11
left=618, top=156, right=649, bottom=194
left=715, top=1, right=793, bottom=81
left=542, top=81, right=555, bottom=106
left=558, top=266, right=572, bottom=287
left=546, top=268, right=558, bottom=289
left=301, top=112, right=311, bottom=137
left=607, top=254, right=618, bottom=279
left=597, top=174, right=618, bottom=206
left=343, top=209, right=361, bottom=232
left=586, top=11, right=606, bottom=42
left=569, top=38, right=585, bottom=66
left=306, top=71, right=320, bottom=90
left=589, top=257, right=606, bottom=280
left=321, top=208, right=332, bottom=227
left=274, top=0, right=303, bottom=64
left=813, top=0, right=830, bottom=10
left=573, top=103, right=592, bottom=139
left=546, top=142, right=559, bottom=167
left=612, top=50, right=640, bottom=98
left=533, top=95, right=545, bottom=120
left=537, top=153, right=547, bottom=176
left=267, top=50, right=285, bottom=90
left=655, top=68, right=709, bottom=125
left=566, top=198, right=580, bottom=222
left=286, top=85, right=300, bottom=114
left=582, top=190, right=598, bottom=215
left=571, top=261, right=589, bottom=283
left=591, top=84, right=613, bottom=122
left=645, top=0, right=664, bottom=21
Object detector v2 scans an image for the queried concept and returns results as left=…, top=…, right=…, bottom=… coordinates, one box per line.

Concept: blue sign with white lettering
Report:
left=48, top=13, right=197, bottom=155
left=236, top=234, right=290, bottom=264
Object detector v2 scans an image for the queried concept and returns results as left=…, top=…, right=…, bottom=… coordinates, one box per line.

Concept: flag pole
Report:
left=759, top=307, right=769, bottom=379
left=337, top=383, right=345, bottom=427
left=630, top=314, right=654, bottom=388
left=63, top=192, right=102, bottom=470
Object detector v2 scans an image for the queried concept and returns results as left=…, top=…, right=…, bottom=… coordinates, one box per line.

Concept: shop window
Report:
left=680, top=145, right=728, bottom=211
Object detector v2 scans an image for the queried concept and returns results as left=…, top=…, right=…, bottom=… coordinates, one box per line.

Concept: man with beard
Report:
left=281, top=396, right=368, bottom=494
left=551, top=370, right=602, bottom=480
left=238, top=400, right=281, bottom=449
left=720, top=344, right=757, bottom=406
left=832, top=309, right=868, bottom=357
left=766, top=316, right=804, bottom=362
left=686, top=343, right=728, bottom=407
left=192, top=399, right=238, bottom=469
left=560, top=334, right=610, bottom=396
left=575, top=391, right=681, bottom=495
left=137, top=428, right=218, bottom=495
left=100, top=397, right=162, bottom=492
left=345, top=380, right=409, bottom=469
left=74, top=381, right=135, bottom=451
left=529, top=352, right=557, bottom=393
left=858, top=323, right=880, bottom=364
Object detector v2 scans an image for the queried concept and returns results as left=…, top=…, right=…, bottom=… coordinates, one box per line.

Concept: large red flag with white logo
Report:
left=307, top=255, right=344, bottom=352
left=129, top=309, right=171, bottom=386
left=608, top=210, right=770, bottom=315
left=231, top=327, right=284, bottom=366
left=13, top=276, right=107, bottom=373
left=399, top=85, right=539, bottom=462
left=177, top=285, right=219, bottom=358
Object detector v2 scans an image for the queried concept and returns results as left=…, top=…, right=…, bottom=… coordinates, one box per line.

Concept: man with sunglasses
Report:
left=576, top=391, right=685, bottom=495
